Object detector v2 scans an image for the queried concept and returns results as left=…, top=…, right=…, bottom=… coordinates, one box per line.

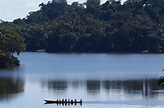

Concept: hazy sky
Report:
left=0, top=0, right=125, bottom=21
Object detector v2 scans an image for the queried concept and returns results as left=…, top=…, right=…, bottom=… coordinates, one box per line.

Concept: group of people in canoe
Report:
left=44, top=98, right=82, bottom=106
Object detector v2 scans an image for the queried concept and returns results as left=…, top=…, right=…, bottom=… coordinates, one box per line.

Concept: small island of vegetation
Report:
left=0, top=0, right=164, bottom=67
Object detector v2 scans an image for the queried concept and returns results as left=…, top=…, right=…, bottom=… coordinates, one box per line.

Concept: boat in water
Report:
left=44, top=99, right=82, bottom=106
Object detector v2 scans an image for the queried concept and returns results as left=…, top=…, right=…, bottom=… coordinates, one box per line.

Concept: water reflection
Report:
left=41, top=78, right=164, bottom=99
left=0, top=77, right=25, bottom=102
left=103, top=79, right=164, bottom=98
left=42, top=80, right=68, bottom=94
left=87, top=80, right=100, bottom=95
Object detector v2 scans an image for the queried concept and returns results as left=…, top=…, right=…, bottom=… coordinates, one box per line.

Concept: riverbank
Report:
left=0, top=53, right=20, bottom=68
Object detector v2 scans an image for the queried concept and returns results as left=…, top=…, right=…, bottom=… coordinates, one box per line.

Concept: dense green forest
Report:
left=0, top=27, right=25, bottom=68
left=0, top=0, right=164, bottom=53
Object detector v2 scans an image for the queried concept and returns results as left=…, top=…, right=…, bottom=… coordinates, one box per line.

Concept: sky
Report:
left=0, top=0, right=126, bottom=21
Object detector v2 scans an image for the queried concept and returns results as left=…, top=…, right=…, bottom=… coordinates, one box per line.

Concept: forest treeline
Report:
left=0, top=0, right=164, bottom=53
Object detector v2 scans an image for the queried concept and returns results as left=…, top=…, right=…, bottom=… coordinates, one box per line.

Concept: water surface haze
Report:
left=0, top=52, right=164, bottom=108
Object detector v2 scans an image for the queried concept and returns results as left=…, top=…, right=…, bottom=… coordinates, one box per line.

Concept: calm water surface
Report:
left=1, top=52, right=164, bottom=108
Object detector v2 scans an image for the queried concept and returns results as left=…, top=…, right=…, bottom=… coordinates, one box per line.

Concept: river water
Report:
left=0, top=52, right=164, bottom=108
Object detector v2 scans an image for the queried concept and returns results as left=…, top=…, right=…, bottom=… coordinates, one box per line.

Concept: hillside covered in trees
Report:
left=0, top=0, right=164, bottom=53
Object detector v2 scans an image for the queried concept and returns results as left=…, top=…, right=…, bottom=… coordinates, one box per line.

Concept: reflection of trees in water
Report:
left=86, top=80, right=100, bottom=95
left=42, top=78, right=162, bottom=98
left=103, top=79, right=160, bottom=98
left=0, top=77, right=24, bottom=102
left=42, top=80, right=68, bottom=94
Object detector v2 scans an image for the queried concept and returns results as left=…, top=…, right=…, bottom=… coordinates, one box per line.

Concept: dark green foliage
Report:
left=0, top=26, right=25, bottom=68
left=2, top=0, right=164, bottom=53
left=0, top=54, right=19, bottom=68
